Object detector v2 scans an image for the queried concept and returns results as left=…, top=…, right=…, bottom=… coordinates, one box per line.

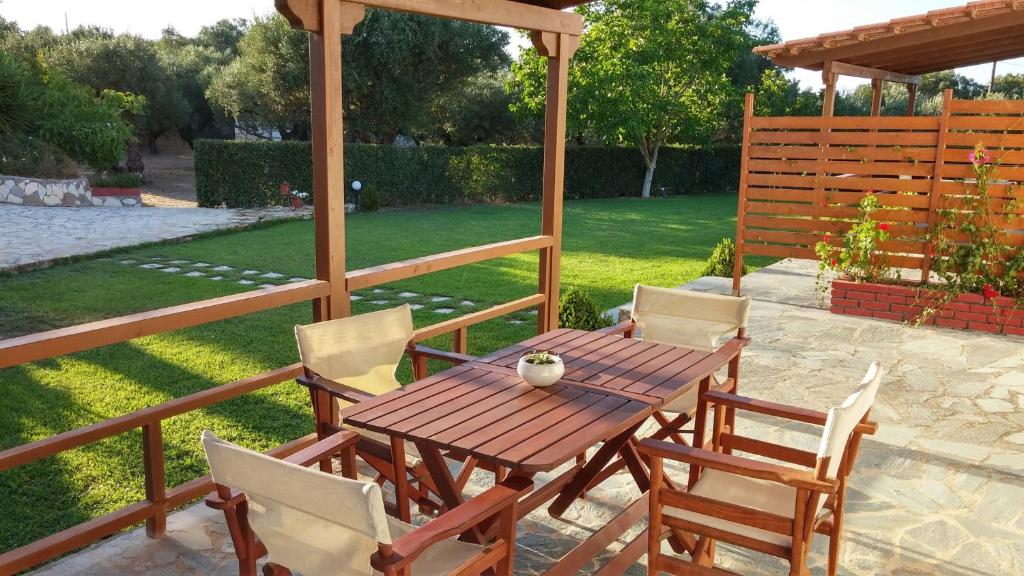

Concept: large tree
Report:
left=510, top=0, right=757, bottom=198
left=206, top=11, right=511, bottom=143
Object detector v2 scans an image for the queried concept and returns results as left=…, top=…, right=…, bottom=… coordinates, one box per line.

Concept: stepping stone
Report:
left=212, top=265, right=233, bottom=271
left=370, top=300, right=389, bottom=305
left=238, top=279, right=255, bottom=285
left=350, top=295, right=363, bottom=301
left=460, top=300, right=475, bottom=306
left=209, top=276, right=223, bottom=281
left=528, top=310, right=538, bottom=315
left=258, top=284, right=275, bottom=288
left=184, top=271, right=207, bottom=277
left=149, top=257, right=165, bottom=260
left=288, top=277, right=307, bottom=283
left=372, top=288, right=387, bottom=293
left=140, top=263, right=164, bottom=269
left=169, top=260, right=189, bottom=265
left=260, top=272, right=284, bottom=279
left=434, top=308, right=455, bottom=314
left=410, top=304, right=424, bottom=310
left=242, top=270, right=260, bottom=275
left=119, top=259, right=136, bottom=265
left=430, top=296, right=451, bottom=303
left=508, top=319, right=524, bottom=325
left=191, top=263, right=210, bottom=267
left=399, top=292, right=419, bottom=298
left=160, top=267, right=182, bottom=273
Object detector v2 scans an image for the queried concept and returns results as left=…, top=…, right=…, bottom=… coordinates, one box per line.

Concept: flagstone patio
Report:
left=28, top=260, right=1024, bottom=575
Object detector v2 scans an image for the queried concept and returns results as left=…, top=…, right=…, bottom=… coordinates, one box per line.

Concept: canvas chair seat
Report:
left=663, top=468, right=829, bottom=548
left=343, top=424, right=422, bottom=464
left=375, top=516, right=484, bottom=575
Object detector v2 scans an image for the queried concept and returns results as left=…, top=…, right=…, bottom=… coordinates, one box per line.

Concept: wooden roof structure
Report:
left=754, top=0, right=1024, bottom=116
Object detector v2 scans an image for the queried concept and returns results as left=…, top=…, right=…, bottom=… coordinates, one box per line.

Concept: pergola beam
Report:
left=278, top=0, right=583, bottom=34
left=827, top=61, right=920, bottom=85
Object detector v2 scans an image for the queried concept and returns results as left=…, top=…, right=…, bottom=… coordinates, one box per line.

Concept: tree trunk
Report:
left=640, top=142, right=660, bottom=199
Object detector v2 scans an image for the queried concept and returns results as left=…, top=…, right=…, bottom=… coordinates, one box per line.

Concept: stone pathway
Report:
left=0, top=204, right=312, bottom=271
left=27, top=259, right=1024, bottom=575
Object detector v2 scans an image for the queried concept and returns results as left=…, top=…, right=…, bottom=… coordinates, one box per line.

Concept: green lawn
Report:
left=0, top=195, right=766, bottom=553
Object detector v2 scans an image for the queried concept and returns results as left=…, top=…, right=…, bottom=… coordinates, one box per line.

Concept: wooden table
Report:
left=342, top=328, right=741, bottom=571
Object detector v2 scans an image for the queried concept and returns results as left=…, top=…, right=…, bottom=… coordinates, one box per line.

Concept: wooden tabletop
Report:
left=342, top=328, right=728, bottom=473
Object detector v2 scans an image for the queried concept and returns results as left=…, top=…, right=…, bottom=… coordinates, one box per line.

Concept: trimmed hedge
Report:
left=194, top=140, right=740, bottom=208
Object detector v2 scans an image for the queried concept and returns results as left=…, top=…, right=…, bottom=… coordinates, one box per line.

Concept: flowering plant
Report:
left=815, top=194, right=898, bottom=298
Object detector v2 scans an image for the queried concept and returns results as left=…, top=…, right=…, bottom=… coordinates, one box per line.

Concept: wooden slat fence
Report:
left=733, top=90, right=1024, bottom=291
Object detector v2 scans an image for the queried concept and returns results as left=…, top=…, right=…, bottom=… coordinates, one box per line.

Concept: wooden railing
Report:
left=733, top=91, right=1024, bottom=290
left=0, top=234, right=555, bottom=573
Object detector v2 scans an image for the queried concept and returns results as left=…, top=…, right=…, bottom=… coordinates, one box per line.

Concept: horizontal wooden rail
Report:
left=0, top=364, right=302, bottom=472
left=346, top=236, right=553, bottom=291
left=0, top=281, right=330, bottom=369
left=413, top=293, right=547, bottom=342
left=0, top=432, right=317, bottom=575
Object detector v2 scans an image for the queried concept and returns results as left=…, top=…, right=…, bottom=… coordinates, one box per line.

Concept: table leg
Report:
left=413, top=440, right=489, bottom=544
left=548, top=422, right=643, bottom=518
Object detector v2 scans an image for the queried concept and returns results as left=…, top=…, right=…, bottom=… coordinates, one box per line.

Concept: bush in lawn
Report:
left=0, top=133, right=79, bottom=178
left=194, top=140, right=740, bottom=208
left=360, top=185, right=380, bottom=212
left=700, top=237, right=748, bottom=278
left=559, top=287, right=613, bottom=331
left=0, top=52, right=37, bottom=135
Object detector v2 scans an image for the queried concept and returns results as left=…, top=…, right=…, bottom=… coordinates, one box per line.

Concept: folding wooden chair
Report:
left=294, top=304, right=473, bottom=520
left=589, top=286, right=751, bottom=491
left=203, top=430, right=528, bottom=576
left=638, top=362, right=883, bottom=576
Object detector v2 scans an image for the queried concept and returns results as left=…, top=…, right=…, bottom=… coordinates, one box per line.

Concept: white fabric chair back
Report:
left=295, top=304, right=414, bottom=396
left=817, top=362, right=884, bottom=480
left=202, top=431, right=391, bottom=576
left=631, top=285, right=751, bottom=351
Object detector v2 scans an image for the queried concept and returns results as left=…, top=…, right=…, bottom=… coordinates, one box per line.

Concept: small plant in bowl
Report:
left=517, top=350, right=564, bottom=388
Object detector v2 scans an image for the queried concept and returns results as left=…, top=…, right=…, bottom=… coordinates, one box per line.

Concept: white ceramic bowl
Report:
left=516, top=355, right=565, bottom=387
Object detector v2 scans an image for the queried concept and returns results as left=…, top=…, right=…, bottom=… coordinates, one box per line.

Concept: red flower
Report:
left=829, top=258, right=837, bottom=267
left=823, top=233, right=832, bottom=242
left=982, top=284, right=999, bottom=300
left=878, top=222, right=890, bottom=232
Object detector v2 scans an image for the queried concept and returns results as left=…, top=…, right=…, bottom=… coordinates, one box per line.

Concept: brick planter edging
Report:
left=830, top=279, right=1024, bottom=336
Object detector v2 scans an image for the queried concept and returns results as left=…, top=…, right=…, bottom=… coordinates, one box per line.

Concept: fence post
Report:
left=921, top=89, right=954, bottom=284
left=732, top=92, right=755, bottom=296
left=142, top=422, right=167, bottom=538
left=453, top=326, right=468, bottom=355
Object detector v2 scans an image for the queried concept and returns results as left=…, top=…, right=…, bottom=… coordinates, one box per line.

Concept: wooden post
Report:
left=309, top=1, right=365, bottom=322
left=906, top=84, right=917, bottom=116
left=453, top=326, right=468, bottom=355
left=870, top=79, right=883, bottom=116
left=822, top=62, right=838, bottom=118
left=532, top=31, right=579, bottom=334
left=732, top=93, right=754, bottom=296
left=921, top=89, right=953, bottom=285
left=142, top=422, right=167, bottom=538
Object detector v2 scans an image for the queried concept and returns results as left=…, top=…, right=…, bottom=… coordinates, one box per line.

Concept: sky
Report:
left=4, top=0, right=1024, bottom=92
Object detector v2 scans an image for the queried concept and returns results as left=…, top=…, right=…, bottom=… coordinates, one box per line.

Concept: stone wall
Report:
left=0, top=175, right=92, bottom=206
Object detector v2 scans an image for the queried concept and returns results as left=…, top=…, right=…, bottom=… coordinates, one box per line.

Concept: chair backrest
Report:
left=295, top=304, right=414, bottom=396
left=630, top=284, right=751, bottom=351
left=202, top=431, right=391, bottom=576
left=816, top=361, right=884, bottom=480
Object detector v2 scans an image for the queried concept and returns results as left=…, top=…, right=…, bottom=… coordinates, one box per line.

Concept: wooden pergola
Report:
left=277, top=0, right=590, bottom=336
left=0, top=1, right=596, bottom=572
left=755, top=0, right=1024, bottom=117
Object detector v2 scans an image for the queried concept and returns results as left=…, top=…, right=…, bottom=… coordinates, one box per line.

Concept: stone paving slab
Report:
left=26, top=259, right=1024, bottom=575
left=0, top=204, right=312, bottom=271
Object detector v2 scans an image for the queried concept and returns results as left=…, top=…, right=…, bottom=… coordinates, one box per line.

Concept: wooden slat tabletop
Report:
left=342, top=329, right=723, bottom=473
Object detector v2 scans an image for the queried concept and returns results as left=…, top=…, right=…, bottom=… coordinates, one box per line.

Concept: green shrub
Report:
left=0, top=52, right=37, bottom=135
left=194, top=140, right=740, bottom=208
left=360, top=185, right=380, bottom=212
left=89, top=172, right=141, bottom=188
left=700, top=237, right=748, bottom=278
left=558, top=287, right=613, bottom=331
left=0, top=133, right=79, bottom=178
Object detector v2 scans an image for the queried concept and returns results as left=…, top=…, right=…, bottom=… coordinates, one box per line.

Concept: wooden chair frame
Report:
left=206, top=430, right=530, bottom=576
left=585, top=321, right=748, bottom=492
left=297, top=342, right=485, bottom=521
left=638, top=390, right=877, bottom=576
